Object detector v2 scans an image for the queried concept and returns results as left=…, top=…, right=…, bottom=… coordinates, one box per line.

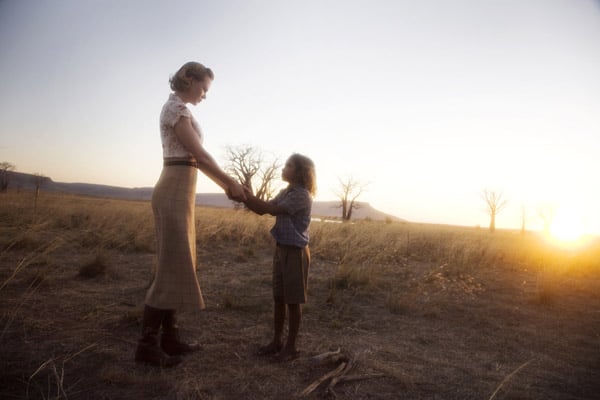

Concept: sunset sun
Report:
left=550, top=208, right=585, bottom=243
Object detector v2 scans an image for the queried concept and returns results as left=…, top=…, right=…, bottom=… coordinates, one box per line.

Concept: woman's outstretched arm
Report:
left=173, top=117, right=246, bottom=201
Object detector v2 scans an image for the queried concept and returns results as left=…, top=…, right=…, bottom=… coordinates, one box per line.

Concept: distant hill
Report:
left=3, top=171, right=405, bottom=222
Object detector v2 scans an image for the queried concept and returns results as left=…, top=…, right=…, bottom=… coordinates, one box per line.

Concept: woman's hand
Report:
left=227, top=181, right=247, bottom=202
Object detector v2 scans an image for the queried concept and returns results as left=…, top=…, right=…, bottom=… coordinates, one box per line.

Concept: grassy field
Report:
left=1, top=190, right=599, bottom=399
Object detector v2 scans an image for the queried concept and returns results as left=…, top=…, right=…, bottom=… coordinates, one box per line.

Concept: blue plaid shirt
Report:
left=269, top=185, right=312, bottom=247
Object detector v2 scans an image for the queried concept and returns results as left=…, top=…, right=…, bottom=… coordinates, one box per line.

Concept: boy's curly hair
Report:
left=289, top=153, right=317, bottom=196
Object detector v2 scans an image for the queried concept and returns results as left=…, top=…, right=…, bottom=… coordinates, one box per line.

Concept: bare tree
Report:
left=335, top=177, right=367, bottom=221
left=0, top=161, right=16, bottom=192
left=224, top=145, right=281, bottom=201
left=32, top=173, right=49, bottom=213
left=225, top=146, right=259, bottom=191
left=254, top=159, right=281, bottom=201
left=481, top=188, right=508, bottom=233
left=538, top=204, right=555, bottom=235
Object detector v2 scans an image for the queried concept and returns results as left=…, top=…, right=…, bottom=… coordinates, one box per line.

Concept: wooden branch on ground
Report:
left=488, top=359, right=534, bottom=400
left=299, top=348, right=386, bottom=397
left=327, top=357, right=355, bottom=390
left=332, top=373, right=385, bottom=384
left=309, top=347, right=344, bottom=365
left=299, top=362, right=347, bottom=397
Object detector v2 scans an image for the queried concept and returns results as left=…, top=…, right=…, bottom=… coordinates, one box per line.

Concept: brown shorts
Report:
left=272, top=244, right=310, bottom=304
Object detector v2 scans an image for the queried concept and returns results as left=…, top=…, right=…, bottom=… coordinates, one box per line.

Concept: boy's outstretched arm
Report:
left=244, top=191, right=286, bottom=216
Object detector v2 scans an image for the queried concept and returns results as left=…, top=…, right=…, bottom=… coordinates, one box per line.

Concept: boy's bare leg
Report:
left=258, top=297, right=285, bottom=355
left=273, top=297, right=286, bottom=348
left=278, top=304, right=301, bottom=359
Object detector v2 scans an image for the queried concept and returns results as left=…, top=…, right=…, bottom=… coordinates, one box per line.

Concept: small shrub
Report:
left=4, top=232, right=40, bottom=251
left=333, top=264, right=374, bottom=289
left=234, top=246, right=255, bottom=263
left=69, top=213, right=90, bottom=229
left=326, top=279, right=337, bottom=304
left=533, top=287, right=557, bottom=305
left=385, top=294, right=411, bottom=315
left=221, top=291, right=241, bottom=309
left=234, top=254, right=247, bottom=263
left=78, top=254, right=108, bottom=278
left=121, top=309, right=142, bottom=327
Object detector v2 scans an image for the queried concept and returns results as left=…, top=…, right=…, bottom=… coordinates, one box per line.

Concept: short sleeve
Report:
left=159, top=94, right=203, bottom=158
left=162, top=101, right=192, bottom=129
left=276, top=187, right=311, bottom=215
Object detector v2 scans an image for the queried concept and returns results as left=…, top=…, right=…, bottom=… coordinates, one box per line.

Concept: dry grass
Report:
left=1, top=189, right=600, bottom=399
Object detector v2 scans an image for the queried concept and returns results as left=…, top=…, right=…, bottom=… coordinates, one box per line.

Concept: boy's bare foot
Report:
left=256, top=341, right=282, bottom=356
left=273, top=348, right=300, bottom=362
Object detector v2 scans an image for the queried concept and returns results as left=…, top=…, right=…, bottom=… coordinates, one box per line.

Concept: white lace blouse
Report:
left=159, top=93, right=203, bottom=158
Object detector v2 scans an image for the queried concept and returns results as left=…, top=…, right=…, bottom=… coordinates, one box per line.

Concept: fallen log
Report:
left=327, top=357, right=355, bottom=390
left=309, top=347, right=344, bottom=365
left=332, top=373, right=385, bottom=384
left=301, top=348, right=386, bottom=397
left=299, top=362, right=347, bottom=397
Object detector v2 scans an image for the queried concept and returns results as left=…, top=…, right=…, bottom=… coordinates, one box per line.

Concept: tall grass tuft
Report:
left=78, top=253, right=108, bottom=279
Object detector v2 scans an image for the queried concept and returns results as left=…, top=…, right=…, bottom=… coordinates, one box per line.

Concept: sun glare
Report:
left=549, top=208, right=585, bottom=243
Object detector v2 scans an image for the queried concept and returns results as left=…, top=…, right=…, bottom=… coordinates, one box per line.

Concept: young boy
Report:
left=243, top=153, right=316, bottom=362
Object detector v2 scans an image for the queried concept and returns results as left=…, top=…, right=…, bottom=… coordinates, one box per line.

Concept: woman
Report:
left=135, top=62, right=246, bottom=367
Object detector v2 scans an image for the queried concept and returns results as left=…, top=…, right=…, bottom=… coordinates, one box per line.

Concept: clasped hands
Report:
left=225, top=183, right=253, bottom=203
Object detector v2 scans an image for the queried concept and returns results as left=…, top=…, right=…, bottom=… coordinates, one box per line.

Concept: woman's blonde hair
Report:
left=169, top=61, right=214, bottom=92
left=289, top=153, right=317, bottom=196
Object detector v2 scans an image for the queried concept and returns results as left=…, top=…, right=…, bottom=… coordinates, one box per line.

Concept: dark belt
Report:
left=277, top=242, right=302, bottom=249
left=164, top=160, right=198, bottom=167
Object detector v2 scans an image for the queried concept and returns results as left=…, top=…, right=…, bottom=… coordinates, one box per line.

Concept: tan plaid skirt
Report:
left=145, top=165, right=205, bottom=312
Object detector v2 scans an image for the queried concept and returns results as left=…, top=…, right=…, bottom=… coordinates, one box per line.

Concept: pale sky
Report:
left=1, top=0, right=599, bottom=234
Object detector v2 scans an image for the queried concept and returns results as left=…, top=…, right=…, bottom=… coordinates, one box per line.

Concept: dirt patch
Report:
left=2, top=237, right=600, bottom=399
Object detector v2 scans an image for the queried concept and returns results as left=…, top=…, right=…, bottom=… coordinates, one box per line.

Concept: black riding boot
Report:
left=135, top=305, right=182, bottom=367
left=160, top=310, right=201, bottom=356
